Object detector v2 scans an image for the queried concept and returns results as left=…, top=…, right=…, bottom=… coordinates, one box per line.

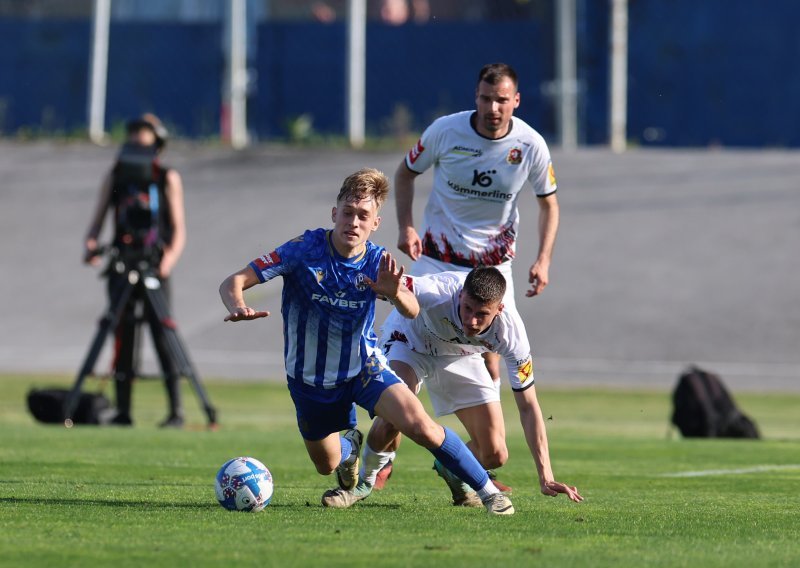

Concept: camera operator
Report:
left=83, top=113, right=186, bottom=428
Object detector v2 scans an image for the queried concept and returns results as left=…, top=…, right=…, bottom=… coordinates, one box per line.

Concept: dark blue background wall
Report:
left=252, top=20, right=554, bottom=139
left=2, top=2, right=800, bottom=147
left=626, top=1, right=800, bottom=147
left=0, top=19, right=221, bottom=138
left=106, top=22, right=222, bottom=137
left=0, top=20, right=91, bottom=133
left=577, top=0, right=609, bottom=145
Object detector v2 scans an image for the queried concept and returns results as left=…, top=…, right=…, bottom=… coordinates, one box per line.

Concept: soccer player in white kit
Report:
left=396, top=62, right=559, bottom=302
left=374, top=62, right=561, bottom=489
left=323, top=267, right=582, bottom=508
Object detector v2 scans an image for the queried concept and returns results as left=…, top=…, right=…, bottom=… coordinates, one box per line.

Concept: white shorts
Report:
left=411, top=255, right=516, bottom=310
left=384, top=340, right=500, bottom=417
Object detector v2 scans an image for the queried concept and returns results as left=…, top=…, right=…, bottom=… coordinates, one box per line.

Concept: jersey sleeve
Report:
left=500, top=311, right=535, bottom=391
left=408, top=272, right=453, bottom=310
left=404, top=117, right=446, bottom=174
left=528, top=137, right=558, bottom=197
left=248, top=238, right=297, bottom=283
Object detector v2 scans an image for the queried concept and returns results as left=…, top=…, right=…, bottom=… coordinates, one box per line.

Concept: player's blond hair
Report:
left=337, top=168, right=389, bottom=209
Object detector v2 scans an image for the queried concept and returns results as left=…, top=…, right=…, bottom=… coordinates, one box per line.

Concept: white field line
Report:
left=659, top=465, right=800, bottom=478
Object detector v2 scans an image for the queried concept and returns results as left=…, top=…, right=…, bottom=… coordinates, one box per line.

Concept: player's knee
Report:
left=401, top=419, right=440, bottom=448
left=480, top=446, right=508, bottom=470
left=372, top=418, right=400, bottom=441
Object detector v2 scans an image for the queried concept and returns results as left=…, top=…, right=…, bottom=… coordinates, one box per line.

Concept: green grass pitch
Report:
left=1, top=374, right=798, bottom=567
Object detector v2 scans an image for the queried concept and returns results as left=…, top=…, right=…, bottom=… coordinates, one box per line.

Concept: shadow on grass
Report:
left=0, top=479, right=209, bottom=488
left=0, top=496, right=220, bottom=509
left=0, top=496, right=402, bottom=510
left=302, top=500, right=402, bottom=510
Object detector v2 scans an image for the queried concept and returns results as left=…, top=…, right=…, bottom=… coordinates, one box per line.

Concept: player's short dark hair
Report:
left=477, top=63, right=518, bottom=91
left=337, top=168, right=389, bottom=209
left=464, top=266, right=506, bottom=305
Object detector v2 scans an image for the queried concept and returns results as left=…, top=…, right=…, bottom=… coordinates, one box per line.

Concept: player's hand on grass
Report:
left=541, top=479, right=583, bottom=502
left=224, top=306, right=270, bottom=322
left=398, top=226, right=422, bottom=261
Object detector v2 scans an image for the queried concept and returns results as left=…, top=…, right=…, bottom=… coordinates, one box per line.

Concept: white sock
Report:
left=476, top=479, right=500, bottom=501
left=360, top=442, right=396, bottom=486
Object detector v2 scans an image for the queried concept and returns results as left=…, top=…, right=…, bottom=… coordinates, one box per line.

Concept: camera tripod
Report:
left=63, top=251, right=217, bottom=428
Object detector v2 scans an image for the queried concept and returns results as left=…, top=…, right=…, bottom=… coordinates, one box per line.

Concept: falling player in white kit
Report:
left=375, top=62, right=561, bottom=489
left=323, top=267, right=582, bottom=508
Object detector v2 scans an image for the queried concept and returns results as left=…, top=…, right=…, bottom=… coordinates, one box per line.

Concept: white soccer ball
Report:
left=215, top=457, right=274, bottom=512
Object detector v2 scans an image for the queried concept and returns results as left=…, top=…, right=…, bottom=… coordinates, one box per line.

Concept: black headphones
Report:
left=125, top=114, right=168, bottom=150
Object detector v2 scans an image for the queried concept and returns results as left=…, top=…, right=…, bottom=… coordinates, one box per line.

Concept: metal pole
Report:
left=555, top=0, right=578, bottom=150
left=229, top=0, right=248, bottom=149
left=609, top=0, right=629, bottom=153
left=346, top=0, right=366, bottom=148
left=88, top=0, right=110, bottom=144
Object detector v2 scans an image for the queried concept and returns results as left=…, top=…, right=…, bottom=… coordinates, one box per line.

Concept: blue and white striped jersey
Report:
left=249, top=228, right=388, bottom=388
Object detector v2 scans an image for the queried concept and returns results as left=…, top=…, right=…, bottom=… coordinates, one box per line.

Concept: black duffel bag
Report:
left=27, top=388, right=111, bottom=425
left=671, top=366, right=760, bottom=439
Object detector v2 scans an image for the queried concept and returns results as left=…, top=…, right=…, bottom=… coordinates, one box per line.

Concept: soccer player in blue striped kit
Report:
left=219, top=168, right=514, bottom=515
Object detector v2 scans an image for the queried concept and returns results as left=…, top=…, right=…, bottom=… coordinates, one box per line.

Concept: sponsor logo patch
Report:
left=547, top=162, right=557, bottom=187
left=408, top=139, right=425, bottom=165
left=451, top=145, right=483, bottom=157
left=472, top=169, right=496, bottom=187
left=254, top=251, right=281, bottom=270
left=516, top=357, right=533, bottom=382
left=362, top=355, right=385, bottom=387
left=507, top=147, right=522, bottom=165
left=311, top=292, right=367, bottom=309
left=447, top=179, right=512, bottom=201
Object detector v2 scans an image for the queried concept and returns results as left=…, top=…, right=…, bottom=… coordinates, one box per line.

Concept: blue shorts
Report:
left=287, top=359, right=403, bottom=441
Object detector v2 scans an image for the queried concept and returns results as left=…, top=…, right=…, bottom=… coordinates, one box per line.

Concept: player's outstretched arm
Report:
left=219, top=266, right=270, bottom=322
left=363, top=252, right=419, bottom=319
left=513, top=386, right=583, bottom=503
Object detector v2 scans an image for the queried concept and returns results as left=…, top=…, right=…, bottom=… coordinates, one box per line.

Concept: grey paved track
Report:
left=1, top=141, right=798, bottom=392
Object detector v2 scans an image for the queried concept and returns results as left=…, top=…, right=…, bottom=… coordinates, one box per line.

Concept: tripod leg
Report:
left=142, top=278, right=218, bottom=426
left=64, top=275, right=137, bottom=425
left=145, top=297, right=183, bottom=424
left=111, top=308, right=137, bottom=424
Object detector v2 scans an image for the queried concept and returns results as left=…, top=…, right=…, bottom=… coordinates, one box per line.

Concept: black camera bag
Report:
left=27, top=388, right=111, bottom=425
left=671, top=366, right=759, bottom=439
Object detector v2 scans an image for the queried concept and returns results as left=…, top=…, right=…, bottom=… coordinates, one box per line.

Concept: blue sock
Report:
left=429, top=427, right=489, bottom=491
left=339, top=435, right=353, bottom=465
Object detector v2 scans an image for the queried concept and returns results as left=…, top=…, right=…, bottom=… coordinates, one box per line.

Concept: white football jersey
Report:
left=405, top=110, right=557, bottom=268
left=381, top=271, right=535, bottom=391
